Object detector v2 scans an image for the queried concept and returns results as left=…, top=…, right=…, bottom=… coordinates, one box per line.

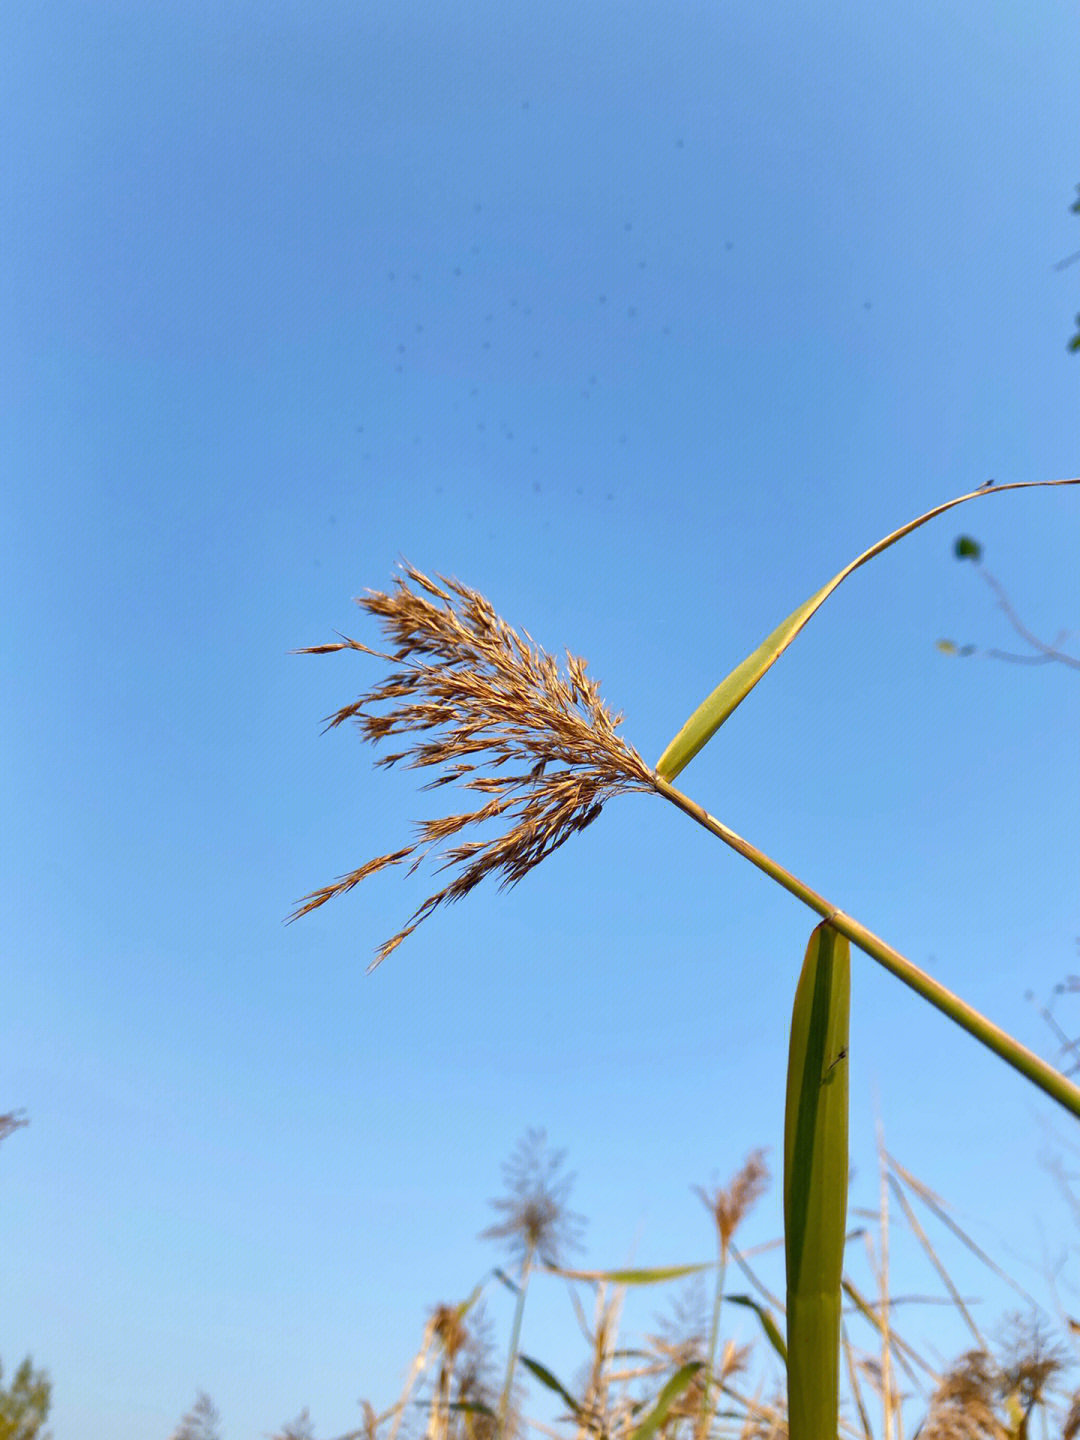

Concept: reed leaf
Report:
left=628, top=1362, right=705, bottom=1440
left=291, top=488, right=1080, bottom=1123
left=546, top=1262, right=715, bottom=1285
left=725, top=1294, right=788, bottom=1364
left=517, top=1356, right=582, bottom=1416
left=656, top=477, right=1078, bottom=781
left=785, top=922, right=851, bottom=1440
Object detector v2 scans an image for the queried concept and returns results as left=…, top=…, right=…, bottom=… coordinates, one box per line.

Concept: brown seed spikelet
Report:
left=694, top=1149, right=771, bottom=1258
left=917, top=1350, right=1007, bottom=1440
left=287, top=563, right=657, bottom=968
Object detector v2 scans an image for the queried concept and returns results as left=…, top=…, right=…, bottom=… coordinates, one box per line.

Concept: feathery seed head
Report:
left=479, top=1127, right=585, bottom=1271
left=693, top=1149, right=771, bottom=1258
left=287, top=563, right=657, bottom=968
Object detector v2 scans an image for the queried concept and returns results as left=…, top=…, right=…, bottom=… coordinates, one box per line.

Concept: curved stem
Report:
left=652, top=775, right=1080, bottom=1122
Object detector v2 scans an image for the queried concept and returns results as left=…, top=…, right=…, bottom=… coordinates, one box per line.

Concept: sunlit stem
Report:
left=496, top=1245, right=533, bottom=1440
left=652, top=775, right=1080, bottom=1122
left=697, top=1243, right=729, bottom=1440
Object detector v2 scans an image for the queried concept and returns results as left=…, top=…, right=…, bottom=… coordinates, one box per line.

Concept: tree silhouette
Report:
left=0, top=1356, right=52, bottom=1440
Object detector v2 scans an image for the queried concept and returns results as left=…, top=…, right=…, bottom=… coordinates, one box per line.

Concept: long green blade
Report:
left=518, top=1356, right=582, bottom=1416
left=628, top=1362, right=704, bottom=1440
left=785, top=922, right=850, bottom=1440
left=656, top=477, right=1078, bottom=780
left=544, top=1261, right=713, bottom=1284
left=725, top=1293, right=788, bottom=1363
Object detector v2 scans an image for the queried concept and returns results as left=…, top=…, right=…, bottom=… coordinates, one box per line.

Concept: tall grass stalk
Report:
left=289, top=481, right=1080, bottom=1120
left=291, top=479, right=1079, bottom=1430
left=876, top=1128, right=896, bottom=1440
left=479, top=1128, right=584, bottom=1440
left=496, top=1249, right=533, bottom=1440
left=694, top=1152, right=769, bottom=1438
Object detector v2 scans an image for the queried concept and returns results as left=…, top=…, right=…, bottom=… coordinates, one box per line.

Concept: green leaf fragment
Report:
left=785, top=922, right=850, bottom=1440
left=545, top=1261, right=714, bottom=1284
left=726, top=1293, right=788, bottom=1362
left=628, top=1362, right=704, bottom=1440
left=518, top=1356, right=582, bottom=1415
left=654, top=478, right=1077, bottom=781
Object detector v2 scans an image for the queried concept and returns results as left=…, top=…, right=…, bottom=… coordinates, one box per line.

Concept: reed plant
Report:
left=341, top=1131, right=1079, bottom=1440
left=291, top=478, right=1078, bottom=1437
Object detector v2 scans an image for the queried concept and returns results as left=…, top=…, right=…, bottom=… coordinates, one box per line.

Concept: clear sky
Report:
left=3, top=1, right=1078, bottom=1435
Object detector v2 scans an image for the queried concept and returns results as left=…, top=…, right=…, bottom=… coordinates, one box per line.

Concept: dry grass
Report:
left=163, top=1134, right=1080, bottom=1440
left=695, top=1151, right=771, bottom=1261
left=918, top=1351, right=1009, bottom=1440
left=480, top=1127, right=586, bottom=1272
left=287, top=563, right=657, bottom=968
left=0, top=1110, right=28, bottom=1145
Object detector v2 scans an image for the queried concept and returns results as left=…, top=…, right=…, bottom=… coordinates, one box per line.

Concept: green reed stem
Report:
left=697, top=1248, right=728, bottom=1440
left=652, top=775, right=1080, bottom=1122
left=496, top=1246, right=533, bottom=1440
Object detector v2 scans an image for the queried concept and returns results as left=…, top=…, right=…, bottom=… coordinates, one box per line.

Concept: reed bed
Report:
left=326, top=1132, right=1080, bottom=1440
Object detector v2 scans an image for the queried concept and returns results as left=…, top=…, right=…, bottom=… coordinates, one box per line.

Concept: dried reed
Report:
left=288, top=549, right=1080, bottom=1129
left=695, top=1151, right=771, bottom=1262
left=287, top=563, right=657, bottom=968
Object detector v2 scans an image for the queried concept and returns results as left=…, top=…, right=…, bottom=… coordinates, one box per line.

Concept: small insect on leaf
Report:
left=821, top=1047, right=848, bottom=1086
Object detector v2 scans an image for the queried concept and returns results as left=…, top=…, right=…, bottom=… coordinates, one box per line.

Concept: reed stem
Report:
left=496, top=1248, right=533, bottom=1440
left=652, top=775, right=1080, bottom=1122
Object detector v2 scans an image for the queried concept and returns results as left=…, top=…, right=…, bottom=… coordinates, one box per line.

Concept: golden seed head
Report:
left=288, top=563, right=657, bottom=968
left=693, top=1149, right=771, bottom=1257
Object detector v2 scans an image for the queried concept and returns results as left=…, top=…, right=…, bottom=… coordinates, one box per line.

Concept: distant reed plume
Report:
left=287, top=563, right=658, bottom=967
left=695, top=1149, right=771, bottom=1261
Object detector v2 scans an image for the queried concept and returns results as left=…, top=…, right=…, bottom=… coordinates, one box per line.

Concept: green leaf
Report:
left=545, top=1261, right=714, bottom=1284
left=628, top=1362, right=704, bottom=1440
left=655, top=581, right=832, bottom=780
left=785, top=922, right=850, bottom=1440
left=654, top=478, right=1078, bottom=781
left=725, top=1293, right=787, bottom=1362
left=518, top=1356, right=581, bottom=1416
left=954, top=535, right=982, bottom=560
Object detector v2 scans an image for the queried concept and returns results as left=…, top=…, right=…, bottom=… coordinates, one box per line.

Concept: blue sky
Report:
left=2, top=0, right=1078, bottom=1434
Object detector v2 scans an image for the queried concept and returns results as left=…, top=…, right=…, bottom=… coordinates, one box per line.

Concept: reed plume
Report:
left=287, top=563, right=657, bottom=968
